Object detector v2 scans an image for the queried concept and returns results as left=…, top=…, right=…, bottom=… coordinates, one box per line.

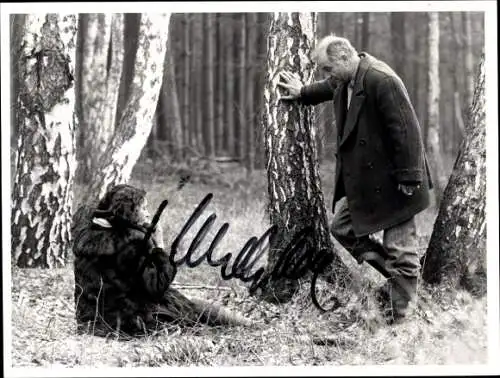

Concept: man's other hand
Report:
left=277, top=71, right=303, bottom=100
left=398, top=183, right=420, bottom=196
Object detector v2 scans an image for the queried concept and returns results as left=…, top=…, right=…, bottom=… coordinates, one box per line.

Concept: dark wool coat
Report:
left=299, top=53, right=433, bottom=236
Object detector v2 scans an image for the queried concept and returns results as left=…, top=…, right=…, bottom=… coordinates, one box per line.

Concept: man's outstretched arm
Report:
left=277, top=71, right=336, bottom=105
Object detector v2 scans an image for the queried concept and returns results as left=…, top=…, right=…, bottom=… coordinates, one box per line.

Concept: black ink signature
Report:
left=164, top=193, right=340, bottom=312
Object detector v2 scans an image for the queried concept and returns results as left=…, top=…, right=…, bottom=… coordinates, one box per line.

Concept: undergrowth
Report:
left=9, top=160, right=488, bottom=368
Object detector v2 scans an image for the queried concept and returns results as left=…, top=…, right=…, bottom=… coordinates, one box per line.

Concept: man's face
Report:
left=317, top=55, right=352, bottom=82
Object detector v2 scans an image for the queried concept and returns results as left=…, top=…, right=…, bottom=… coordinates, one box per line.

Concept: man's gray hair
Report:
left=312, top=34, right=358, bottom=63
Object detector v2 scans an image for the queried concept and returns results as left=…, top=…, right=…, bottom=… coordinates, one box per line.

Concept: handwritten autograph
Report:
left=165, top=193, right=340, bottom=312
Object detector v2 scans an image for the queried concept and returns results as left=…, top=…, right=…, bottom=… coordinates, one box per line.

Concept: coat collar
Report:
left=351, top=52, right=374, bottom=95
left=336, top=52, right=374, bottom=148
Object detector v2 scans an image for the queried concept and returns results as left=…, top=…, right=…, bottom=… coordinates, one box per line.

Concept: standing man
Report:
left=277, top=35, right=433, bottom=322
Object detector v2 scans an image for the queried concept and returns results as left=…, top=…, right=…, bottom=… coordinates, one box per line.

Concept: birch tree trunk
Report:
left=83, top=13, right=170, bottom=203
left=11, top=14, right=78, bottom=268
left=77, top=14, right=123, bottom=184
left=426, top=12, right=446, bottom=202
left=262, top=12, right=352, bottom=303
left=421, top=55, right=486, bottom=297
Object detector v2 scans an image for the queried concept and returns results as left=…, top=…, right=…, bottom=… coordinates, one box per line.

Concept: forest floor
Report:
left=9, top=159, right=489, bottom=372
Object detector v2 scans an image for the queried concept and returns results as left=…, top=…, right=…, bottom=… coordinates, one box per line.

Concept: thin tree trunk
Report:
left=12, top=14, right=78, bottom=268
left=182, top=14, right=191, bottom=157
left=237, top=13, right=247, bottom=161
left=115, top=14, right=140, bottom=133
left=188, top=15, right=197, bottom=151
left=215, top=13, right=225, bottom=156
left=426, top=12, right=446, bottom=202
left=224, top=14, right=235, bottom=156
left=354, top=13, right=360, bottom=48
left=462, top=12, right=474, bottom=117
left=246, top=13, right=257, bottom=173
left=422, top=55, right=485, bottom=297
left=103, top=14, right=125, bottom=146
left=159, top=20, right=183, bottom=162
left=391, top=12, right=406, bottom=81
left=262, top=12, right=352, bottom=303
left=361, top=12, right=370, bottom=51
left=253, top=12, right=271, bottom=169
left=412, top=13, right=421, bottom=129
left=83, top=14, right=170, bottom=203
left=193, top=14, right=204, bottom=155
left=336, top=12, right=344, bottom=36
left=206, top=13, right=216, bottom=158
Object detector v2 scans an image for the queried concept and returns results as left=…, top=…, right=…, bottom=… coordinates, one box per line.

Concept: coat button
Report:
left=360, top=139, right=367, bottom=146
left=368, top=162, right=374, bottom=169
left=375, top=186, right=381, bottom=193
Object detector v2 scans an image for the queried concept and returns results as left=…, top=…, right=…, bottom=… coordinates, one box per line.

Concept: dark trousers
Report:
left=330, top=197, right=420, bottom=279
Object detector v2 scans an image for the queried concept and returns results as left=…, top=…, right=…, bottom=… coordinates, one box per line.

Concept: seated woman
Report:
left=71, top=184, right=251, bottom=338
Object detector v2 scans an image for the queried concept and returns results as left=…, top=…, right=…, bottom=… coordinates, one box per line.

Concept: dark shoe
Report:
left=376, top=275, right=418, bottom=323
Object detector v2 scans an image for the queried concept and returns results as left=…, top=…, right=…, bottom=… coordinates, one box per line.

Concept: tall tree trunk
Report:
left=426, top=12, right=446, bottom=202
left=188, top=15, right=197, bottom=152
left=11, top=14, right=78, bottom=268
left=205, top=13, right=216, bottom=158
left=411, top=13, right=422, bottom=128
left=450, top=12, right=467, bottom=158
left=76, top=14, right=112, bottom=183
left=193, top=14, right=204, bottom=155
left=156, top=17, right=183, bottom=162
left=361, top=12, right=370, bottom=51
left=237, top=13, right=247, bottom=161
left=246, top=13, right=257, bottom=173
left=422, top=55, right=485, bottom=297
left=335, top=12, right=344, bottom=36
left=115, top=14, right=140, bottom=129
left=103, top=14, right=125, bottom=145
left=353, top=13, right=360, bottom=48
left=262, top=12, right=352, bottom=303
left=215, top=13, right=225, bottom=156
left=462, top=12, right=474, bottom=117
left=182, top=14, right=191, bottom=157
left=83, top=13, right=170, bottom=203
left=391, top=12, right=406, bottom=82
left=224, top=14, right=235, bottom=156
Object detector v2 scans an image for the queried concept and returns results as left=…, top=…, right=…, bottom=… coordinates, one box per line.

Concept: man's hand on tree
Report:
left=277, top=71, right=303, bottom=100
left=398, top=183, right=420, bottom=196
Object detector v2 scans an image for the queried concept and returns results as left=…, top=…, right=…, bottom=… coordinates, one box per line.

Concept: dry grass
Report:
left=9, top=162, right=488, bottom=368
